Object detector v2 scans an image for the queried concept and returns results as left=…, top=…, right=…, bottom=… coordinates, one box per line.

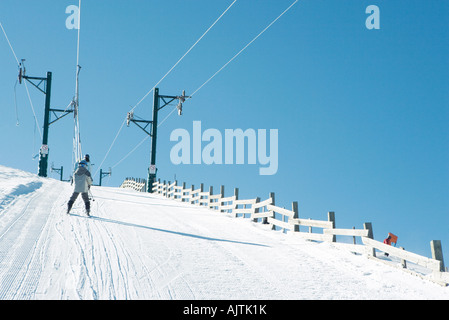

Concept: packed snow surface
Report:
left=0, top=165, right=448, bottom=300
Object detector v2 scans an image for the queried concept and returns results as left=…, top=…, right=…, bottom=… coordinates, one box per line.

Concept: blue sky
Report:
left=1, top=1, right=448, bottom=262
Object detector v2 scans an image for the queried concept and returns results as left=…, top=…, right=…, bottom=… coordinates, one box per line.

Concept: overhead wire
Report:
left=105, top=0, right=299, bottom=173
left=191, top=0, right=299, bottom=97
left=0, top=22, right=42, bottom=138
left=2, top=21, right=23, bottom=127
left=0, top=21, right=20, bottom=65
left=110, top=135, right=150, bottom=170
left=93, top=0, right=238, bottom=178
left=157, top=0, right=299, bottom=128
left=2, top=11, right=85, bottom=169
left=129, top=0, right=238, bottom=114
left=93, top=118, right=126, bottom=178
left=108, top=100, right=179, bottom=170
left=23, top=80, right=43, bottom=139
left=72, top=0, right=83, bottom=170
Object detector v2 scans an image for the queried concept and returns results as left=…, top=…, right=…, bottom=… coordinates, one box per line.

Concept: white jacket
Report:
left=73, top=166, right=93, bottom=193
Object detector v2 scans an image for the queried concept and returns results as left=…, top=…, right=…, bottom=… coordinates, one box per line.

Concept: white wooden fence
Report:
left=120, top=178, right=448, bottom=286
left=120, top=177, right=147, bottom=193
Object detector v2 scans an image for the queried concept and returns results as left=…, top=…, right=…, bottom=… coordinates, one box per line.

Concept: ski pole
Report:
left=88, top=188, right=95, bottom=201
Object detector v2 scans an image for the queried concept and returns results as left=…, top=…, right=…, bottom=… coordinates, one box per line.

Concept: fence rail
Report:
left=120, top=178, right=448, bottom=286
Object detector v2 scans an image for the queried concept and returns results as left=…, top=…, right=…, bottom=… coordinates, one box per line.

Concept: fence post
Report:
left=430, top=240, right=445, bottom=272
left=199, top=183, right=204, bottom=206
left=181, top=182, right=186, bottom=202
left=209, top=186, right=213, bottom=208
left=400, top=247, right=407, bottom=269
left=327, top=211, right=336, bottom=242
left=363, top=222, right=376, bottom=257
left=233, top=188, right=239, bottom=217
left=292, top=201, right=299, bottom=232
left=363, top=222, right=374, bottom=239
left=173, top=180, right=177, bottom=200
left=167, top=181, right=171, bottom=198
left=263, top=192, right=276, bottom=230
left=253, top=197, right=260, bottom=223
left=352, top=226, right=356, bottom=245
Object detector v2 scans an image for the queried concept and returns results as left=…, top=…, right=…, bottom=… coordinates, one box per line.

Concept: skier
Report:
left=383, top=233, right=399, bottom=256
left=84, top=154, right=91, bottom=172
left=67, top=159, right=93, bottom=216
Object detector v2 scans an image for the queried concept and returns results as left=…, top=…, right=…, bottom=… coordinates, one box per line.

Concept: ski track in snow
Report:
left=0, top=165, right=449, bottom=300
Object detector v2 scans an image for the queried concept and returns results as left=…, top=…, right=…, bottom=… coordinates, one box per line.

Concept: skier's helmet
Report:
left=79, top=160, right=88, bottom=168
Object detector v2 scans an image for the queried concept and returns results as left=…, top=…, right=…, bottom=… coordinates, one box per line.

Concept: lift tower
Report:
left=19, top=63, right=74, bottom=177
left=127, top=88, right=190, bottom=192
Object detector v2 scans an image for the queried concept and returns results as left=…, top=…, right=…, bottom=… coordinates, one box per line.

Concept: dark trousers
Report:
left=68, top=192, right=90, bottom=211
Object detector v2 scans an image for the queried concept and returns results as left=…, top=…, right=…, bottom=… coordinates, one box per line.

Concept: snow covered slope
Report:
left=0, top=165, right=448, bottom=300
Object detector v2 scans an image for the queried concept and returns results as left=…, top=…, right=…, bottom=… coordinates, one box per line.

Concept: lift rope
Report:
left=1, top=21, right=46, bottom=160
left=158, top=0, right=299, bottom=128
left=0, top=21, right=20, bottom=65
left=93, top=0, right=238, bottom=178
left=2, top=22, right=22, bottom=127
left=72, top=0, right=83, bottom=171
left=104, top=0, right=299, bottom=172
left=129, top=0, right=238, bottom=114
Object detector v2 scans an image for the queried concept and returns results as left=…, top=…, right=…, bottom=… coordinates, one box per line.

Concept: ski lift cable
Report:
left=1, top=21, right=44, bottom=145
left=2, top=21, right=21, bottom=126
left=191, top=0, right=298, bottom=97
left=0, top=21, right=20, bottom=66
left=158, top=105, right=179, bottom=128
left=128, top=0, right=238, bottom=114
left=111, top=135, right=150, bottom=170
left=75, top=0, right=81, bottom=74
left=94, top=1, right=238, bottom=177
left=107, top=100, right=184, bottom=175
left=101, top=100, right=179, bottom=176
left=102, top=0, right=299, bottom=172
left=63, top=100, right=74, bottom=113
left=23, top=81, right=43, bottom=139
left=73, top=0, right=83, bottom=170
left=1, top=17, right=85, bottom=169
left=93, top=117, right=126, bottom=178
left=156, top=0, right=299, bottom=130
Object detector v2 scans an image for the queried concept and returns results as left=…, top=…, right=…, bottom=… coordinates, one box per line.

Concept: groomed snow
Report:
left=0, top=165, right=448, bottom=300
